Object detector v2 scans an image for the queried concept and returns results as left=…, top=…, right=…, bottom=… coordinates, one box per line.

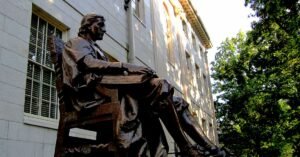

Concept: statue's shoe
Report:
left=207, top=146, right=227, bottom=157
left=182, top=145, right=206, bottom=157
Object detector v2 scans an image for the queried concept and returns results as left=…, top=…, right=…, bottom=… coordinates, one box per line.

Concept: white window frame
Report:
left=24, top=7, right=68, bottom=129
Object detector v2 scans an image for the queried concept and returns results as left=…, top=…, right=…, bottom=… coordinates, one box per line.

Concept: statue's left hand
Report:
left=122, top=63, right=157, bottom=77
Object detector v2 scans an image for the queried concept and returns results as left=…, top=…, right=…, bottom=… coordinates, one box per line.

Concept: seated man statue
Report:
left=62, top=13, right=226, bottom=157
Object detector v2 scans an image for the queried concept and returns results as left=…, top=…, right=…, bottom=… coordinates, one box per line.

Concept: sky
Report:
left=194, top=0, right=254, bottom=64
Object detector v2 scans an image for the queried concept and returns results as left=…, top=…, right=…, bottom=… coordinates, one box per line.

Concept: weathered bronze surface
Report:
left=51, top=14, right=228, bottom=157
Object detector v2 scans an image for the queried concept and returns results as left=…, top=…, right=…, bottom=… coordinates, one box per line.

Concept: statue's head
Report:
left=78, top=14, right=106, bottom=41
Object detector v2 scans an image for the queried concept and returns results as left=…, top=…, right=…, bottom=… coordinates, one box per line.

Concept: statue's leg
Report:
left=173, top=97, right=213, bottom=149
left=173, top=97, right=227, bottom=157
left=117, top=78, right=203, bottom=156
left=146, top=79, right=202, bottom=157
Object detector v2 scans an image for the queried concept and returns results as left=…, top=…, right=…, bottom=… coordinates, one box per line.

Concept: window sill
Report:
left=168, top=60, right=175, bottom=68
left=24, top=113, right=58, bottom=130
left=134, top=14, right=146, bottom=28
left=23, top=114, right=96, bottom=140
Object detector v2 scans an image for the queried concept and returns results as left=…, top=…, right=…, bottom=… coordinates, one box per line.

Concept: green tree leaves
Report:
left=212, top=0, right=300, bottom=156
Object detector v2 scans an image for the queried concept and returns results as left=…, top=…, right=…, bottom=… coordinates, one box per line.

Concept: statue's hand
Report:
left=122, top=63, right=157, bottom=77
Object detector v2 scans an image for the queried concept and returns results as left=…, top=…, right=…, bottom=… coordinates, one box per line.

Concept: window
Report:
left=203, top=74, right=208, bottom=94
left=185, top=52, right=192, bottom=79
left=201, top=72, right=211, bottom=108
left=24, top=13, right=63, bottom=120
left=133, top=0, right=145, bottom=22
left=209, top=123, right=213, bottom=140
left=182, top=20, right=188, bottom=37
left=192, top=34, right=196, bottom=49
left=163, top=3, right=175, bottom=63
left=202, top=118, right=207, bottom=134
left=195, top=64, right=201, bottom=89
left=202, top=73, right=208, bottom=95
left=199, top=46, right=203, bottom=60
left=199, top=46, right=204, bottom=54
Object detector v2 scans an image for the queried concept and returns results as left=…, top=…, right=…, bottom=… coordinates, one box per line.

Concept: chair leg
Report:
left=54, top=119, right=69, bottom=157
left=113, top=104, right=121, bottom=157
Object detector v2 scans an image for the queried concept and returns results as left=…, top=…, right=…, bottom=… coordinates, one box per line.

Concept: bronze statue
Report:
left=62, top=13, right=226, bottom=157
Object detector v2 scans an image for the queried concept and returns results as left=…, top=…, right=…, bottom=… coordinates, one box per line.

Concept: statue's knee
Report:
left=150, top=78, right=175, bottom=111
left=173, top=96, right=189, bottom=113
left=151, top=78, right=174, bottom=97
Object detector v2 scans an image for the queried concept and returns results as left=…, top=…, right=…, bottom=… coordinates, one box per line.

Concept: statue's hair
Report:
left=78, top=14, right=105, bottom=36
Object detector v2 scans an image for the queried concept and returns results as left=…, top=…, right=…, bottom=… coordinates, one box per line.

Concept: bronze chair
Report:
left=48, top=35, right=121, bottom=157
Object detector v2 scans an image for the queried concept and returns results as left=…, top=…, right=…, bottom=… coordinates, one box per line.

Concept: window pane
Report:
left=28, top=43, right=36, bottom=61
left=43, top=69, right=51, bottom=84
left=37, top=31, right=44, bottom=49
left=36, top=47, right=43, bottom=63
left=25, top=79, right=32, bottom=95
left=32, top=81, right=40, bottom=98
left=38, top=18, right=46, bottom=33
left=50, top=103, right=58, bottom=119
left=45, top=51, right=52, bottom=68
left=30, top=28, right=37, bottom=44
left=55, top=29, right=62, bottom=38
left=47, top=25, right=54, bottom=36
left=31, top=14, right=38, bottom=29
left=24, top=96, right=31, bottom=113
left=41, top=100, right=50, bottom=117
left=26, top=63, right=33, bottom=78
left=51, top=74, right=56, bottom=86
left=42, top=84, right=50, bottom=100
left=33, top=65, right=41, bottom=80
left=51, top=87, right=56, bottom=102
left=31, top=97, right=39, bottom=115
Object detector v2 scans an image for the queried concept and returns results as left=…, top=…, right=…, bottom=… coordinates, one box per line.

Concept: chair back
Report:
left=48, top=35, right=64, bottom=90
left=48, top=35, right=70, bottom=113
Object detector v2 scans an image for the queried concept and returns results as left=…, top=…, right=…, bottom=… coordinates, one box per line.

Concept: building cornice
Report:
left=178, top=0, right=213, bottom=49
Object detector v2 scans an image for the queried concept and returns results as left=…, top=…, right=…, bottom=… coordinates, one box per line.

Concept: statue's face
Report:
left=90, top=18, right=106, bottom=41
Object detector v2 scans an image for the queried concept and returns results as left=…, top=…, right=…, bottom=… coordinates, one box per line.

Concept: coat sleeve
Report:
left=64, top=37, right=154, bottom=85
left=81, top=54, right=124, bottom=74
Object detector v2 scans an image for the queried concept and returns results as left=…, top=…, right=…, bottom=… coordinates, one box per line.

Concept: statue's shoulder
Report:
left=64, top=37, right=94, bottom=62
left=66, top=37, right=91, bottom=48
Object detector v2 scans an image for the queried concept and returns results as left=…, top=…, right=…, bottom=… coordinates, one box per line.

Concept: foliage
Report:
left=211, top=0, right=300, bottom=156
